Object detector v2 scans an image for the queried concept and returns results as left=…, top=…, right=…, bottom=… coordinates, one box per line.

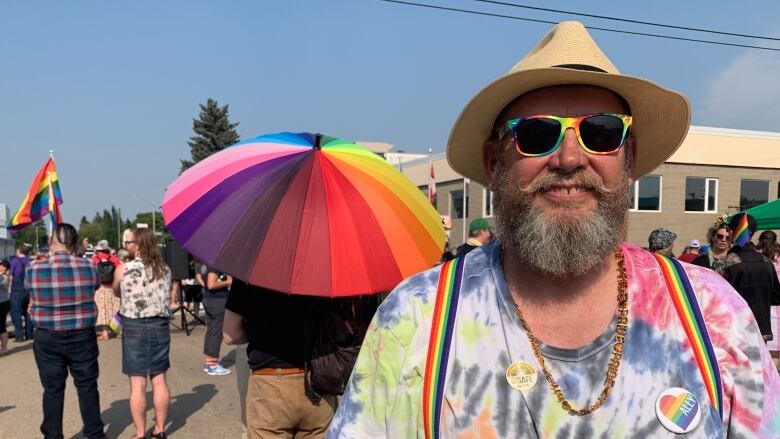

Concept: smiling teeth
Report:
left=548, top=187, right=588, bottom=194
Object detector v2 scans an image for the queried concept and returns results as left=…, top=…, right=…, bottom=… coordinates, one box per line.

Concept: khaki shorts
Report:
left=247, top=372, right=336, bottom=439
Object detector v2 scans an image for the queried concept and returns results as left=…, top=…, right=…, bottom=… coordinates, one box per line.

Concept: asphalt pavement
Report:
left=0, top=316, right=245, bottom=438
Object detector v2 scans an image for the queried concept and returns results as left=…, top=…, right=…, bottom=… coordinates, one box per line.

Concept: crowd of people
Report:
left=647, top=215, right=780, bottom=344
left=4, top=19, right=780, bottom=439
left=1, top=224, right=376, bottom=439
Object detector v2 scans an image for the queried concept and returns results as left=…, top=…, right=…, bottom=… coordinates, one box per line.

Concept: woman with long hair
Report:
left=113, top=228, right=173, bottom=439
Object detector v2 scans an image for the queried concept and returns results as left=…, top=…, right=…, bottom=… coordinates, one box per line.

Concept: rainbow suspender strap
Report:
left=422, top=258, right=464, bottom=439
left=654, top=254, right=723, bottom=420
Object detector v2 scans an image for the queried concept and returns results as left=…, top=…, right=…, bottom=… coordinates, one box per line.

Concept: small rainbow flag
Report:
left=109, top=312, right=122, bottom=335
left=7, top=157, right=63, bottom=233
left=733, top=214, right=751, bottom=247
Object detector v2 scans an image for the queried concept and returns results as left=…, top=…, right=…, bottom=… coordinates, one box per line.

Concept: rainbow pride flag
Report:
left=7, top=157, right=63, bottom=233
left=733, top=214, right=751, bottom=247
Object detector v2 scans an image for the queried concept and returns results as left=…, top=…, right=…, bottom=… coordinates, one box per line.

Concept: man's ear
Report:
left=483, top=138, right=498, bottom=189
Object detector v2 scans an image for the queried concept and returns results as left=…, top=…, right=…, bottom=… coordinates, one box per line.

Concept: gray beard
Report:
left=492, top=164, right=630, bottom=278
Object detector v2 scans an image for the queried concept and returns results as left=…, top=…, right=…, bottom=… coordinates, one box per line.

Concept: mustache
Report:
left=519, top=170, right=614, bottom=197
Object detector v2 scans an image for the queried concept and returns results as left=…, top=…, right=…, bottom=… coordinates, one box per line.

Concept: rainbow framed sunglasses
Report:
left=497, top=113, right=633, bottom=157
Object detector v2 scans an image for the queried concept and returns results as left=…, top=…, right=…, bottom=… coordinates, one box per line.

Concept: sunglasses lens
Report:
left=579, top=115, right=627, bottom=152
left=514, top=118, right=562, bottom=155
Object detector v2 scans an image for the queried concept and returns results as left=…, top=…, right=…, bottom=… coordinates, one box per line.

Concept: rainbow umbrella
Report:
left=162, top=132, right=446, bottom=297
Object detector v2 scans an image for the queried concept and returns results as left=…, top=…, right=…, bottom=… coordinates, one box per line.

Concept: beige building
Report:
left=400, top=126, right=780, bottom=251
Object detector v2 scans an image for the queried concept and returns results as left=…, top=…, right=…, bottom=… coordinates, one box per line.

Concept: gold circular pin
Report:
left=506, top=361, right=538, bottom=391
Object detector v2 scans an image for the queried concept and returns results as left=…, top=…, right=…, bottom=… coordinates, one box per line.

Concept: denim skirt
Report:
left=121, top=316, right=170, bottom=376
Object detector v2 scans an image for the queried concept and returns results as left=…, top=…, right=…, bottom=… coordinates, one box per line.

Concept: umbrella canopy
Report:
left=162, top=132, right=446, bottom=297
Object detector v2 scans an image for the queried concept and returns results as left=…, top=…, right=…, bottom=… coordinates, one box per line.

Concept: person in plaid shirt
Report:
left=26, top=223, right=106, bottom=439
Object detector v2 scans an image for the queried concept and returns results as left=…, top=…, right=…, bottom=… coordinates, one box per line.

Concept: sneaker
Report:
left=202, top=363, right=209, bottom=373
left=205, top=363, right=231, bottom=376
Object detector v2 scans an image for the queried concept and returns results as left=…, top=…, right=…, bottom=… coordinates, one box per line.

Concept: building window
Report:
left=629, top=175, right=661, bottom=211
left=483, top=188, right=494, bottom=217
left=684, top=177, right=717, bottom=212
left=740, top=179, right=769, bottom=211
left=450, top=190, right=467, bottom=219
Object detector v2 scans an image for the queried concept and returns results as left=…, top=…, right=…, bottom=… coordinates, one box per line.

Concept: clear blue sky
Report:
left=2, top=0, right=779, bottom=225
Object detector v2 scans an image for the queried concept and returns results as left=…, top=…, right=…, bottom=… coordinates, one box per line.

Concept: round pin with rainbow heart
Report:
left=655, top=387, right=702, bottom=434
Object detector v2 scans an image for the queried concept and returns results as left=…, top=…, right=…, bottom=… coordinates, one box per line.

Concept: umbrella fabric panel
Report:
left=318, top=155, right=402, bottom=295
left=164, top=144, right=308, bottom=222
left=170, top=153, right=309, bottom=280
left=247, top=132, right=318, bottom=148
left=323, top=154, right=432, bottom=277
left=288, top=154, right=334, bottom=295
left=324, top=153, right=445, bottom=271
left=325, top=146, right=444, bottom=241
left=167, top=153, right=305, bottom=246
left=250, top=154, right=330, bottom=294
left=209, top=154, right=312, bottom=279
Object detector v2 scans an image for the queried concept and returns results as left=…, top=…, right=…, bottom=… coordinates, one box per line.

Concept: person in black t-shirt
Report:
left=223, top=280, right=335, bottom=439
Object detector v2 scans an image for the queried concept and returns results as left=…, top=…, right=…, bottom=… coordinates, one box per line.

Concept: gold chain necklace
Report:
left=506, top=248, right=629, bottom=416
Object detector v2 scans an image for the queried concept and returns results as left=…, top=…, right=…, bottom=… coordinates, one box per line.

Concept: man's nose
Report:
left=548, top=128, right=586, bottom=173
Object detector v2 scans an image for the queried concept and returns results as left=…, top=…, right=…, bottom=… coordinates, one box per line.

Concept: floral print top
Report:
left=327, top=241, right=780, bottom=438
left=119, top=258, right=171, bottom=319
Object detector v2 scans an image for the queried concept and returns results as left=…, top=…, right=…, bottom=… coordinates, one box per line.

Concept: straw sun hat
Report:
left=447, top=21, right=691, bottom=186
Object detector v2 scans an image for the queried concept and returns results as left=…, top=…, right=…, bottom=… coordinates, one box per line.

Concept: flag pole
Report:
left=46, top=149, right=57, bottom=237
left=117, top=208, right=122, bottom=249
left=47, top=171, right=54, bottom=237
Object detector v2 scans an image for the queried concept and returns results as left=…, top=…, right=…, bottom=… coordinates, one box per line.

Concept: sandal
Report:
left=150, top=431, right=167, bottom=439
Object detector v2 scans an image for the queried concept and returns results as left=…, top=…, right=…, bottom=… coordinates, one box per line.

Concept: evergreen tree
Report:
left=180, top=98, right=240, bottom=173
left=77, top=206, right=124, bottom=249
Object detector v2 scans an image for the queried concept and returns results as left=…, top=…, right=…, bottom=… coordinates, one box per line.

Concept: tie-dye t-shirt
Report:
left=327, top=241, right=780, bottom=438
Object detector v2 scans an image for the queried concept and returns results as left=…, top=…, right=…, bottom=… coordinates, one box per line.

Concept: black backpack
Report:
left=304, top=298, right=368, bottom=401
left=96, top=257, right=115, bottom=283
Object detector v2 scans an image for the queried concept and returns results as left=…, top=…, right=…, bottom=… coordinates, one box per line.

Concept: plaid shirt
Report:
left=25, top=251, right=99, bottom=331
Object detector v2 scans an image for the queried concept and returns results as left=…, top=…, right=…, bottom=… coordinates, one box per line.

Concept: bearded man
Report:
left=327, top=22, right=779, bottom=438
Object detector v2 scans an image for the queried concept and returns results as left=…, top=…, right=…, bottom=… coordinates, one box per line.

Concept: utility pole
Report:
left=117, top=208, right=122, bottom=247
left=134, top=194, right=158, bottom=236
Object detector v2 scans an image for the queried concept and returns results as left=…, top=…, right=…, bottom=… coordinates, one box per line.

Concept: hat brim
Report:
left=447, top=67, right=691, bottom=185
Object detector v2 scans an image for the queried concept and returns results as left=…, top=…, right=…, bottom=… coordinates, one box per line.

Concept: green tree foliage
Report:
left=134, top=211, right=168, bottom=236
left=180, top=98, right=240, bottom=173
left=78, top=206, right=126, bottom=250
